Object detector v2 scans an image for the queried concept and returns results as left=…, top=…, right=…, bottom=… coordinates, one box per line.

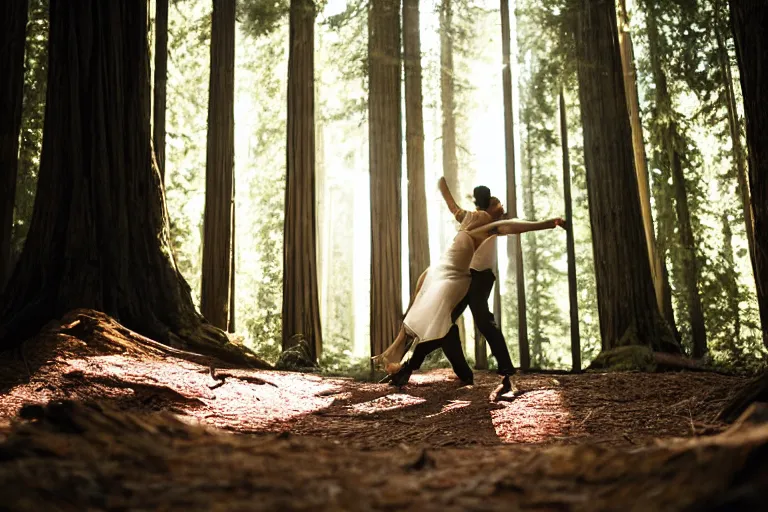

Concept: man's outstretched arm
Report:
left=438, top=177, right=467, bottom=223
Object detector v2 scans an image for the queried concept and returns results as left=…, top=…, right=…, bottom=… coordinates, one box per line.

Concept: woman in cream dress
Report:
left=373, top=178, right=565, bottom=377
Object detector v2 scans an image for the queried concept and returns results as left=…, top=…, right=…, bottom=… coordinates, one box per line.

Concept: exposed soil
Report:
left=0, top=310, right=765, bottom=511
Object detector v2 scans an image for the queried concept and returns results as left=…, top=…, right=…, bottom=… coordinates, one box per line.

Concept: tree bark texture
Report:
left=575, top=0, right=677, bottom=353
left=523, top=121, right=542, bottom=367
left=500, top=0, right=529, bottom=369
left=153, top=0, right=168, bottom=181
left=560, top=89, right=581, bottom=372
left=368, top=0, right=403, bottom=358
left=646, top=6, right=707, bottom=357
left=616, top=0, right=667, bottom=321
left=0, top=0, right=255, bottom=365
left=201, top=0, right=235, bottom=331
left=403, top=0, right=430, bottom=297
left=283, top=0, right=322, bottom=360
left=728, top=0, right=768, bottom=346
left=439, top=0, right=458, bottom=195
left=0, top=0, right=29, bottom=290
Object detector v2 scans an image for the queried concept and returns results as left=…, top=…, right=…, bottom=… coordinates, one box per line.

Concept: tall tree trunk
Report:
left=228, top=171, right=235, bottom=332
left=616, top=0, right=669, bottom=325
left=500, top=0, right=529, bottom=368
left=368, top=0, right=402, bottom=358
left=721, top=212, right=741, bottom=345
left=403, top=0, right=430, bottom=296
left=729, top=0, right=768, bottom=347
left=0, top=0, right=29, bottom=290
left=646, top=6, right=707, bottom=357
left=523, top=119, right=542, bottom=367
left=0, top=0, right=259, bottom=366
left=153, top=0, right=168, bottom=181
left=560, top=89, right=581, bottom=372
left=575, top=0, right=677, bottom=353
left=283, top=0, right=322, bottom=359
left=440, top=0, right=458, bottom=196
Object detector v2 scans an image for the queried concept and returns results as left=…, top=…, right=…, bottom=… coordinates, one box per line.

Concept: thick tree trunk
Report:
left=0, top=0, right=29, bottom=290
left=616, top=0, right=669, bottom=325
left=576, top=0, right=677, bottom=353
left=403, top=0, right=430, bottom=297
left=646, top=7, right=707, bottom=357
left=728, top=0, right=768, bottom=346
left=201, top=0, right=235, bottom=331
left=560, top=89, right=581, bottom=372
left=500, top=0, right=529, bottom=369
left=0, top=0, right=260, bottom=366
left=368, top=0, right=402, bottom=358
left=153, top=0, right=168, bottom=181
left=283, top=0, right=322, bottom=360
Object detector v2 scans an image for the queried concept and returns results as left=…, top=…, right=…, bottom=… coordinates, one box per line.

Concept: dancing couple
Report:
left=373, top=177, right=565, bottom=400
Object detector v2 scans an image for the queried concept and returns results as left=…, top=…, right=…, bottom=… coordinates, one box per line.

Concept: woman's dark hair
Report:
left=473, top=185, right=492, bottom=210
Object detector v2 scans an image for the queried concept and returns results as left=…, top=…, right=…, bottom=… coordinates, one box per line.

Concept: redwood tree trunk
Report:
left=368, top=0, right=402, bottom=358
left=728, top=0, right=768, bottom=346
left=153, top=0, right=168, bottom=181
left=0, top=0, right=29, bottom=289
left=0, top=0, right=256, bottom=365
left=500, top=0, right=529, bottom=368
left=283, top=0, right=322, bottom=360
left=646, top=6, right=707, bottom=357
left=576, top=0, right=677, bottom=353
left=403, top=0, right=430, bottom=297
left=201, top=0, right=235, bottom=331
left=440, top=0, right=458, bottom=195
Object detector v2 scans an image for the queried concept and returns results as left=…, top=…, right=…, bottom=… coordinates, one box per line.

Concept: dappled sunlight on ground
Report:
left=491, top=388, right=573, bottom=443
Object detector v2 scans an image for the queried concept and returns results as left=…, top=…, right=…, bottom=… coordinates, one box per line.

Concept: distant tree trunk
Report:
left=721, top=213, right=741, bottom=345
left=316, top=111, right=330, bottom=322
left=403, top=0, right=430, bottom=297
left=560, top=89, right=581, bottom=372
left=646, top=6, right=707, bottom=357
left=0, top=0, right=29, bottom=290
left=368, top=0, right=402, bottom=358
left=575, top=0, right=677, bottom=353
left=523, top=119, right=542, bottom=367
left=0, top=0, right=258, bottom=366
left=500, top=0, right=529, bottom=368
left=201, top=0, right=235, bottom=332
left=283, top=0, right=321, bottom=359
left=228, top=172, right=235, bottom=333
left=729, top=0, right=768, bottom=347
left=440, top=0, right=458, bottom=196
left=153, top=0, right=168, bottom=181
left=616, top=0, right=670, bottom=326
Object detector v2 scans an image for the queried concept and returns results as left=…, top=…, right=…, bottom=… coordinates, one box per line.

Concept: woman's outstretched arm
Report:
left=438, top=177, right=467, bottom=222
left=468, top=217, right=566, bottom=237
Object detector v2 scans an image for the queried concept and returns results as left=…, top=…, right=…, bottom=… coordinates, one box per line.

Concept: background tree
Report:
left=0, top=0, right=257, bottom=365
left=0, top=0, right=29, bottom=288
left=282, top=0, right=322, bottom=359
left=403, top=0, right=430, bottom=296
left=575, top=0, right=677, bottom=354
left=153, top=0, right=169, bottom=180
left=368, top=0, right=402, bottom=358
left=729, top=0, right=768, bottom=347
left=201, top=0, right=236, bottom=331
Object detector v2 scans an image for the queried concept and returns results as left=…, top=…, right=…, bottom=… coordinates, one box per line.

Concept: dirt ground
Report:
left=0, top=311, right=766, bottom=511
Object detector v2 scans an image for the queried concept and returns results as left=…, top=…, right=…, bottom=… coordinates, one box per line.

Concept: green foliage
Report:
left=12, top=0, right=48, bottom=262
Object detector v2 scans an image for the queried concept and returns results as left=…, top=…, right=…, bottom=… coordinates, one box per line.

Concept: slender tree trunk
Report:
left=576, top=0, right=677, bottom=353
left=721, top=213, right=741, bottom=345
left=229, top=171, right=235, bottom=333
left=316, top=110, right=330, bottom=322
left=0, top=0, right=29, bottom=290
left=440, top=0, right=458, bottom=195
left=0, top=0, right=260, bottom=366
left=153, top=0, right=168, bottom=181
left=368, top=0, right=402, bottom=358
left=560, top=89, right=581, bottom=372
left=201, top=0, right=235, bottom=331
left=403, top=0, right=430, bottom=297
left=729, top=0, right=768, bottom=347
left=500, top=0, right=529, bottom=368
left=283, top=0, right=322, bottom=359
left=616, top=0, right=669, bottom=323
left=523, top=119, right=542, bottom=367
left=646, top=6, right=707, bottom=357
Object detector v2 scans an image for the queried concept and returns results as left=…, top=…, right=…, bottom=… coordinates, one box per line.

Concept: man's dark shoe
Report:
left=489, top=375, right=512, bottom=401
left=389, top=365, right=413, bottom=387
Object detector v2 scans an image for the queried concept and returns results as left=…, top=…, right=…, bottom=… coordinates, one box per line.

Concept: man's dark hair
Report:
left=473, top=185, right=491, bottom=210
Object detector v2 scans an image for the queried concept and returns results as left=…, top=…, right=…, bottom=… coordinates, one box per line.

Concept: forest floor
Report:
left=0, top=310, right=766, bottom=511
